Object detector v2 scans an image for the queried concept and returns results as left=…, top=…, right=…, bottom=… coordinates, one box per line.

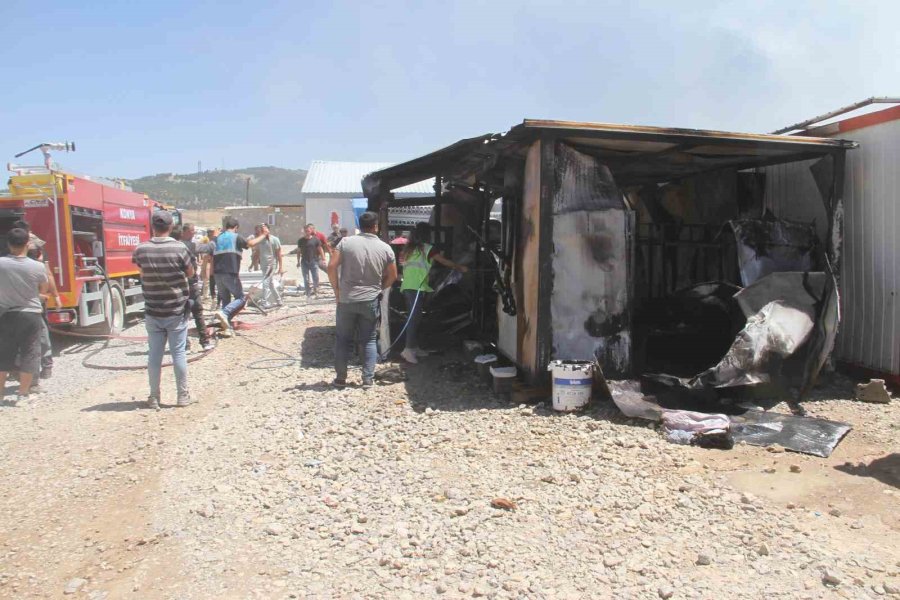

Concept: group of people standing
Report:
left=133, top=215, right=357, bottom=407
left=2, top=210, right=466, bottom=409
left=0, top=222, right=57, bottom=405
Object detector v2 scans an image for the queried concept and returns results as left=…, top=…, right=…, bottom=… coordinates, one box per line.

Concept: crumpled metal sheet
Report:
left=643, top=215, right=840, bottom=398
left=734, top=272, right=825, bottom=318
left=645, top=295, right=816, bottom=390
left=609, top=380, right=663, bottom=420
left=730, top=218, right=819, bottom=286
left=608, top=381, right=851, bottom=457
left=694, top=300, right=814, bottom=388
left=731, top=410, right=851, bottom=458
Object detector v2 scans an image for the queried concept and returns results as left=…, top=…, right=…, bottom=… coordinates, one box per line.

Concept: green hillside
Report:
left=128, top=166, right=307, bottom=209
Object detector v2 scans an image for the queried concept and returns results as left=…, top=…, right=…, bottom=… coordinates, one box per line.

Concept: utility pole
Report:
left=245, top=177, right=251, bottom=206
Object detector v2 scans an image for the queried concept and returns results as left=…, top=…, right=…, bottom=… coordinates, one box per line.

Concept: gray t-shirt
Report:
left=336, top=233, right=395, bottom=303
left=0, top=255, right=48, bottom=313
left=257, top=235, right=281, bottom=269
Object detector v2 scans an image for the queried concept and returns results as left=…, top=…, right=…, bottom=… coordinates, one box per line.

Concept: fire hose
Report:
left=53, top=308, right=326, bottom=371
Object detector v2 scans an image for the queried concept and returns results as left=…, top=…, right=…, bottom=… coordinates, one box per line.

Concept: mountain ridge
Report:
left=127, top=166, right=307, bottom=209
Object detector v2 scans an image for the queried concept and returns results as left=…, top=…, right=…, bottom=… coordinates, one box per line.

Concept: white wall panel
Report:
left=765, top=118, right=900, bottom=375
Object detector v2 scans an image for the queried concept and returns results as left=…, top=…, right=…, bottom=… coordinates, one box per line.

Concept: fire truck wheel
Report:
left=106, top=284, right=126, bottom=334
left=85, top=283, right=126, bottom=336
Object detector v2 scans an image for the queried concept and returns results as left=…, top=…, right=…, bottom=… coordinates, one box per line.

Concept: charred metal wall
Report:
left=501, top=140, right=543, bottom=382
left=765, top=118, right=900, bottom=376
left=501, top=141, right=635, bottom=382
left=548, top=143, right=633, bottom=377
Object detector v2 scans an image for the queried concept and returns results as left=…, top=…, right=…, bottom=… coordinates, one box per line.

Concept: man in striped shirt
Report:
left=132, top=210, right=194, bottom=409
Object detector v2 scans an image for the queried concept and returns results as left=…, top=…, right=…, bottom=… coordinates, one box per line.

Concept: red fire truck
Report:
left=0, top=165, right=180, bottom=333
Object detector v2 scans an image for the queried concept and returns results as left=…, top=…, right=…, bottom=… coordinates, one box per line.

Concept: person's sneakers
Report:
left=176, top=394, right=196, bottom=407
left=25, top=384, right=44, bottom=394
left=12, top=394, right=30, bottom=406
left=414, top=348, right=432, bottom=357
left=40, top=367, right=52, bottom=379
left=200, top=338, right=215, bottom=351
left=147, top=396, right=160, bottom=410
left=213, top=310, right=229, bottom=330
left=331, top=378, right=347, bottom=389
left=400, top=348, right=419, bottom=364
left=361, top=378, right=374, bottom=389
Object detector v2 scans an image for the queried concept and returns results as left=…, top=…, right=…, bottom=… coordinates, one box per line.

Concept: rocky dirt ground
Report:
left=1, top=279, right=899, bottom=599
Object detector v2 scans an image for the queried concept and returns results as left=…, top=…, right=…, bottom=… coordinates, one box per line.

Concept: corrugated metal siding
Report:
left=301, top=160, right=434, bottom=196
left=765, top=118, right=900, bottom=374
left=764, top=159, right=827, bottom=242
left=842, top=119, right=900, bottom=373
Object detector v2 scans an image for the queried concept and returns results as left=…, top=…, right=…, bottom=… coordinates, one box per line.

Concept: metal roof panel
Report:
left=302, top=160, right=434, bottom=196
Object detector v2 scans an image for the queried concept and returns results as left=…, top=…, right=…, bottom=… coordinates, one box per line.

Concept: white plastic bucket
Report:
left=490, top=366, right=517, bottom=396
left=474, top=354, right=497, bottom=383
left=548, top=360, right=594, bottom=412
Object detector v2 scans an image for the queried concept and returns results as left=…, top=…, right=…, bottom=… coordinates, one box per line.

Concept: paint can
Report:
left=548, top=360, right=594, bottom=412
left=474, top=354, right=497, bottom=383
left=490, top=366, right=517, bottom=398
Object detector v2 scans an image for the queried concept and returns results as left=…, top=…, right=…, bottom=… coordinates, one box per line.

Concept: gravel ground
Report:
left=1, top=275, right=899, bottom=599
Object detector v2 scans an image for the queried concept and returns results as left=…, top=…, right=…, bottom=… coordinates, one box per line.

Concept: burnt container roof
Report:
left=363, top=119, right=857, bottom=200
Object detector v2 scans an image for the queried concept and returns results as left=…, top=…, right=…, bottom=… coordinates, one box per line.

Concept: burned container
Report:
left=363, top=119, right=855, bottom=399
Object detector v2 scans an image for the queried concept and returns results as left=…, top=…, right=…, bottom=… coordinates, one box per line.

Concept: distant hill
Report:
left=128, top=166, right=307, bottom=209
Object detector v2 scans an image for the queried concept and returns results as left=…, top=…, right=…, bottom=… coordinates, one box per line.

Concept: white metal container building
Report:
left=300, top=160, right=433, bottom=231
left=766, top=100, right=900, bottom=382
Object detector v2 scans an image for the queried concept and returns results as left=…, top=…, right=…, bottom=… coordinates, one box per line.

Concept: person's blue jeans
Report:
left=216, top=273, right=243, bottom=308
left=222, top=296, right=247, bottom=321
left=145, top=313, right=189, bottom=400
left=402, top=289, right=426, bottom=350
left=300, top=260, right=319, bottom=296
left=334, top=298, right=379, bottom=382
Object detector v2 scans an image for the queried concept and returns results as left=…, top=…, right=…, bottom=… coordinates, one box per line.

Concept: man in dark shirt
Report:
left=178, top=223, right=214, bottom=351
left=132, top=211, right=194, bottom=409
left=212, top=216, right=266, bottom=309
left=308, top=223, right=330, bottom=252
left=296, top=224, right=326, bottom=298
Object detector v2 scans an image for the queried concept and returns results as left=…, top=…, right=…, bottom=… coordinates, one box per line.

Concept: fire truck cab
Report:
left=0, top=167, right=180, bottom=333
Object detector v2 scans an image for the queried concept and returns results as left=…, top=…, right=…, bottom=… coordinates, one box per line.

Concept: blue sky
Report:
left=1, top=0, right=896, bottom=179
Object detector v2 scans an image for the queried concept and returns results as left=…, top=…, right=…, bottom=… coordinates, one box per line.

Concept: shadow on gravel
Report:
left=395, top=340, right=650, bottom=430
left=835, top=453, right=900, bottom=489
left=300, top=323, right=664, bottom=429
left=82, top=401, right=173, bottom=412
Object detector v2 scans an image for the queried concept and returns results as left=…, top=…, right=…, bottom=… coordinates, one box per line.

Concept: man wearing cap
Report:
left=326, top=211, right=397, bottom=388
left=132, top=210, right=194, bottom=409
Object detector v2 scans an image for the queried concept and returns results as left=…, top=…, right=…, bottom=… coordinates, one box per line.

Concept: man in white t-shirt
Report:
left=255, top=223, right=283, bottom=307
